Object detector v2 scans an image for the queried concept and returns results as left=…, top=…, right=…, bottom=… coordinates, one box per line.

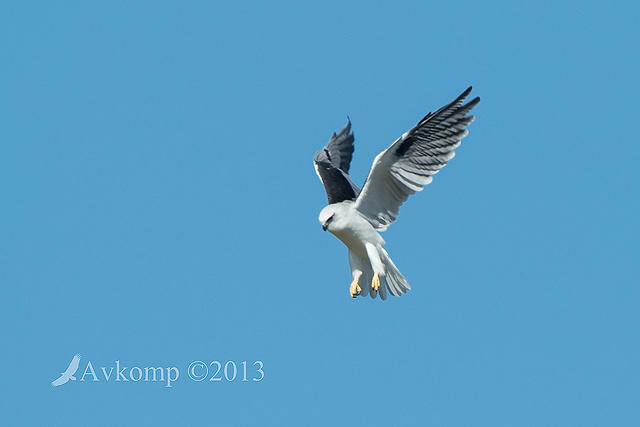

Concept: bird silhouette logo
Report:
left=51, top=354, right=81, bottom=387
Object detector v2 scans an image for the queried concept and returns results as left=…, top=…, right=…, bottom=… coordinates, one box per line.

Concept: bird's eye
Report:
left=327, top=214, right=334, bottom=223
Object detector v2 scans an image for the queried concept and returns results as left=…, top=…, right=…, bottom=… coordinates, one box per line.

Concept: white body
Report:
left=319, top=201, right=410, bottom=300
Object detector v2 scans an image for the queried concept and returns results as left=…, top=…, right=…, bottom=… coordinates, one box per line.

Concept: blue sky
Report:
left=1, top=1, right=638, bottom=425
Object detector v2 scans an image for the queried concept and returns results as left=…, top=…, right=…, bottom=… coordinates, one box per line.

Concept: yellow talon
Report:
left=371, top=273, right=380, bottom=291
left=349, top=278, right=361, bottom=298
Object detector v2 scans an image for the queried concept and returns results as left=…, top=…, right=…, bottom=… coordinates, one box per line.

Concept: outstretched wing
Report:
left=323, top=118, right=356, bottom=173
left=314, top=119, right=361, bottom=204
left=354, top=87, right=480, bottom=230
left=67, top=354, right=81, bottom=375
left=51, top=374, right=68, bottom=386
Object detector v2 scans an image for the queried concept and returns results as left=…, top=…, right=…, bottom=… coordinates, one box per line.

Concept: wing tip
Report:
left=463, top=85, right=481, bottom=106
left=458, top=86, right=474, bottom=103
left=467, top=96, right=481, bottom=106
left=337, top=117, right=352, bottom=136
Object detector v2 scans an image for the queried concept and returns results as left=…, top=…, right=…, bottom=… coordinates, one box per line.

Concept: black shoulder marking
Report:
left=315, top=160, right=359, bottom=204
left=395, top=134, right=415, bottom=156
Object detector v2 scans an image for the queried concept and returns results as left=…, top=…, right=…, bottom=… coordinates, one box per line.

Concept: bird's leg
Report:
left=364, top=243, right=384, bottom=293
left=349, top=276, right=361, bottom=298
left=371, top=272, right=380, bottom=291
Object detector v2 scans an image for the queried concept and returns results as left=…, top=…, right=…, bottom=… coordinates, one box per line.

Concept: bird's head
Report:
left=318, top=205, right=338, bottom=232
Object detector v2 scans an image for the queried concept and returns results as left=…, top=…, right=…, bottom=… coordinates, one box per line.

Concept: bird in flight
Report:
left=51, top=354, right=81, bottom=387
left=314, top=87, right=480, bottom=300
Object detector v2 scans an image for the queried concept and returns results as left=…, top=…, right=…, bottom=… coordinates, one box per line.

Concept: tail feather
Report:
left=385, top=270, right=402, bottom=297
left=379, top=247, right=411, bottom=297
left=359, top=268, right=371, bottom=298
left=378, top=275, right=388, bottom=300
left=359, top=266, right=376, bottom=299
left=368, top=274, right=377, bottom=299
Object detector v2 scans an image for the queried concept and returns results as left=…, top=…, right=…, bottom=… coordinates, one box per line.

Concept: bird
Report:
left=314, top=87, right=480, bottom=300
left=51, top=354, right=81, bottom=386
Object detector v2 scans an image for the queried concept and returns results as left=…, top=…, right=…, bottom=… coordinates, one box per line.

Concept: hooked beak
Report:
left=322, top=223, right=328, bottom=231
